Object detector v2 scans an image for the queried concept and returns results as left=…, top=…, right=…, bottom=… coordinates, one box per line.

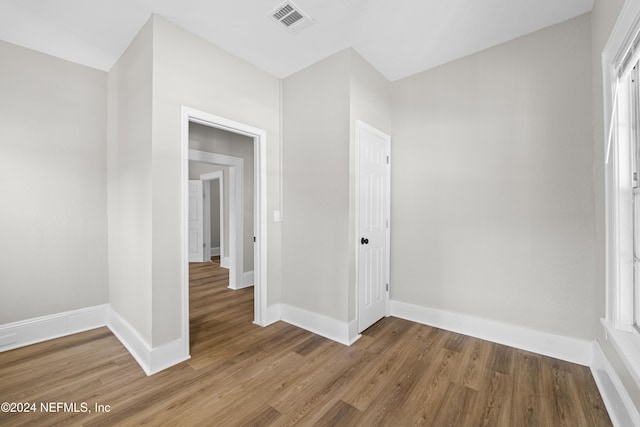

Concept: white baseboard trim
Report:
left=591, top=342, right=640, bottom=427
left=348, top=319, right=360, bottom=345
left=0, top=304, right=108, bottom=352
left=228, top=271, right=254, bottom=290
left=210, top=247, right=220, bottom=257
left=107, top=308, right=189, bottom=376
left=262, top=303, right=282, bottom=326
left=221, top=256, right=230, bottom=269
left=390, top=300, right=593, bottom=366
left=149, top=337, right=190, bottom=375
left=280, top=304, right=360, bottom=346
left=244, top=271, right=254, bottom=287
left=107, top=308, right=152, bottom=375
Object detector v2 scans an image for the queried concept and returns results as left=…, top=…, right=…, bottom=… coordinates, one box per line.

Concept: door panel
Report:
left=188, top=180, right=204, bottom=263
left=358, top=122, right=390, bottom=333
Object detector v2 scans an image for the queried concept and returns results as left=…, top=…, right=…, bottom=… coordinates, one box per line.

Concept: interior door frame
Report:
left=355, top=120, right=391, bottom=332
left=188, top=180, right=205, bottom=262
left=200, top=170, right=225, bottom=265
left=192, top=151, right=245, bottom=289
left=181, top=107, right=269, bottom=358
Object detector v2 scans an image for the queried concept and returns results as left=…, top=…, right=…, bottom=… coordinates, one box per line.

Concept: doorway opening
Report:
left=180, top=107, right=268, bottom=357
left=189, top=151, right=247, bottom=289
left=201, top=171, right=225, bottom=267
left=356, top=120, right=391, bottom=333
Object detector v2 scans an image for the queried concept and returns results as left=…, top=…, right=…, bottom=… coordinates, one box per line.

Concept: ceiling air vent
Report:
left=268, top=1, right=315, bottom=34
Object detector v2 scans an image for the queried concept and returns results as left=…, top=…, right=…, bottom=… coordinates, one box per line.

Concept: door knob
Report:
left=361, top=237, right=369, bottom=245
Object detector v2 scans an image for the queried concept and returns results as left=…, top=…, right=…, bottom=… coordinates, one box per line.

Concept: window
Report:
left=602, top=0, right=640, bottom=383
left=608, top=54, right=640, bottom=333
left=631, top=64, right=640, bottom=332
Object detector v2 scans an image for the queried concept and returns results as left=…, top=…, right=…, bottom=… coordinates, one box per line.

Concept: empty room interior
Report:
left=1, top=0, right=640, bottom=425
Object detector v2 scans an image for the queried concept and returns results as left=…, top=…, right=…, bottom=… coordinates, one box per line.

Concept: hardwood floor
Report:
left=0, top=260, right=612, bottom=426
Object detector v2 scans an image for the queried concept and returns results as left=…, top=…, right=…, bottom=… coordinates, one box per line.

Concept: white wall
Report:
left=283, top=50, right=351, bottom=322
left=151, top=15, right=281, bottom=346
left=282, top=49, right=391, bottom=324
left=189, top=124, right=254, bottom=271
left=0, top=40, right=108, bottom=324
left=390, top=13, right=595, bottom=340
left=348, top=50, right=391, bottom=321
left=107, top=18, right=154, bottom=344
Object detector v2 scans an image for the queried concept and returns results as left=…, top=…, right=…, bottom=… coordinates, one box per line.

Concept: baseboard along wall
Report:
left=279, top=304, right=360, bottom=346
left=2, top=299, right=639, bottom=421
left=0, top=304, right=108, bottom=352
left=228, top=270, right=255, bottom=290
left=0, top=304, right=189, bottom=377
left=106, top=308, right=189, bottom=376
left=389, top=300, right=593, bottom=366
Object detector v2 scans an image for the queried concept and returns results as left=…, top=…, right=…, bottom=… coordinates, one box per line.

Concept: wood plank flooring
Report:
left=0, top=259, right=612, bottom=426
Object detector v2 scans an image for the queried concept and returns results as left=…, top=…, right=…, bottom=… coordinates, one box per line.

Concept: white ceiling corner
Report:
left=0, top=0, right=594, bottom=81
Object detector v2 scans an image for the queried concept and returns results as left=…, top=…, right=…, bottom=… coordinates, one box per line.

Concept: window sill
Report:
left=601, top=318, right=640, bottom=386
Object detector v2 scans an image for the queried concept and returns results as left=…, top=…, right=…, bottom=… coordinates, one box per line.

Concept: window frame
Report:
left=602, top=0, right=640, bottom=386
left=632, top=64, right=640, bottom=332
